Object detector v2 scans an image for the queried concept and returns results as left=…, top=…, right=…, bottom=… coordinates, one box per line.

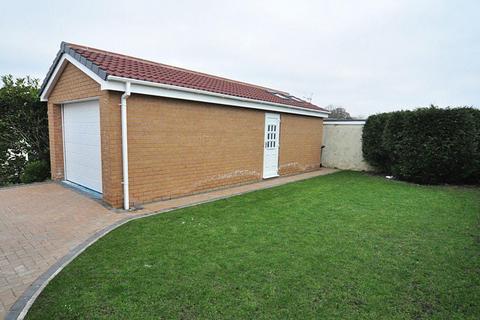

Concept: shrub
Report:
left=20, top=160, right=50, bottom=184
left=361, top=112, right=392, bottom=172
left=362, top=106, right=480, bottom=184
left=0, top=75, right=49, bottom=186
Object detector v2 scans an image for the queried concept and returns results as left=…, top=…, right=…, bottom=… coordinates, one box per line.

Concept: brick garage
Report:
left=40, top=42, right=329, bottom=209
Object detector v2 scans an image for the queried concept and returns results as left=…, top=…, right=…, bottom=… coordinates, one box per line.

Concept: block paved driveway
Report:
left=0, top=182, right=126, bottom=319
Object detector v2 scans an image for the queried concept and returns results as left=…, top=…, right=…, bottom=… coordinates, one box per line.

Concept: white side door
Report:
left=263, top=113, right=280, bottom=178
left=63, top=100, right=103, bottom=193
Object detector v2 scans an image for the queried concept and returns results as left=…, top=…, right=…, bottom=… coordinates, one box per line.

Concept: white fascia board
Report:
left=324, top=120, right=366, bottom=125
left=104, top=76, right=329, bottom=118
left=40, top=54, right=108, bottom=101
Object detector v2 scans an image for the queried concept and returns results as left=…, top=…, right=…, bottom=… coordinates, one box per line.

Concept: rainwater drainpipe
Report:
left=121, top=81, right=131, bottom=210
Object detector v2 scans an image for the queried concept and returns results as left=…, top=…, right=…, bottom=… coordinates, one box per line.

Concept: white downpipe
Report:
left=121, top=82, right=131, bottom=210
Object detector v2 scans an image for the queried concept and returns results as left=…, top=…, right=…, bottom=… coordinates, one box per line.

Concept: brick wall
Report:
left=123, top=93, right=324, bottom=205
left=125, top=94, right=264, bottom=204
left=279, top=114, right=323, bottom=175
left=99, top=92, right=123, bottom=207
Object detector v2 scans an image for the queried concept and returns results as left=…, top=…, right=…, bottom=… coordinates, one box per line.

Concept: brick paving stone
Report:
left=0, top=289, right=16, bottom=307
left=0, top=182, right=126, bottom=319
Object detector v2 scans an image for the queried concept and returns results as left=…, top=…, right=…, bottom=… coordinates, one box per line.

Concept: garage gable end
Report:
left=48, top=62, right=101, bottom=103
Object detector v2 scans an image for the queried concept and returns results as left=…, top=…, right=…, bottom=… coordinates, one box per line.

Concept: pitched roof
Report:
left=41, top=42, right=327, bottom=113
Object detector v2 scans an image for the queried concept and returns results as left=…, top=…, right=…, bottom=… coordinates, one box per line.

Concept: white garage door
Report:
left=63, top=100, right=102, bottom=193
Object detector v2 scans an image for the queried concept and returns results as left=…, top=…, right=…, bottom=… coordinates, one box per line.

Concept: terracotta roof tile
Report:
left=63, top=42, right=327, bottom=112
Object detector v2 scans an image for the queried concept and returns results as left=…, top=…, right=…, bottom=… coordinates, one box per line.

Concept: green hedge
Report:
left=361, top=112, right=392, bottom=172
left=362, top=106, right=480, bottom=184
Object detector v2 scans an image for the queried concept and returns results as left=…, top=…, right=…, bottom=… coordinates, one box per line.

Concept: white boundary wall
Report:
left=322, top=120, right=373, bottom=171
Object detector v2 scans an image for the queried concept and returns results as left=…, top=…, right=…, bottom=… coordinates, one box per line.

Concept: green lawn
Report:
left=27, top=171, right=480, bottom=319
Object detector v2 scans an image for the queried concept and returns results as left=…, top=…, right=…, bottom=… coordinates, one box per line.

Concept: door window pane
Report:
left=265, top=120, right=279, bottom=149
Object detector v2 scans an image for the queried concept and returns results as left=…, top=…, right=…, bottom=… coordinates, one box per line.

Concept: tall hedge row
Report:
left=362, top=106, right=480, bottom=184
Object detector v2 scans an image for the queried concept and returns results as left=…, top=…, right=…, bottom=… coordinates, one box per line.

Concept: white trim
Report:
left=120, top=82, right=131, bottom=210
left=61, top=104, right=67, bottom=181
left=105, top=76, right=329, bottom=118
left=324, top=120, right=366, bottom=125
left=40, top=54, right=108, bottom=101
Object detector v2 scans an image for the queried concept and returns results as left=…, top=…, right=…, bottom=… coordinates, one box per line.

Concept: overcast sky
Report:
left=1, top=0, right=478, bottom=117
